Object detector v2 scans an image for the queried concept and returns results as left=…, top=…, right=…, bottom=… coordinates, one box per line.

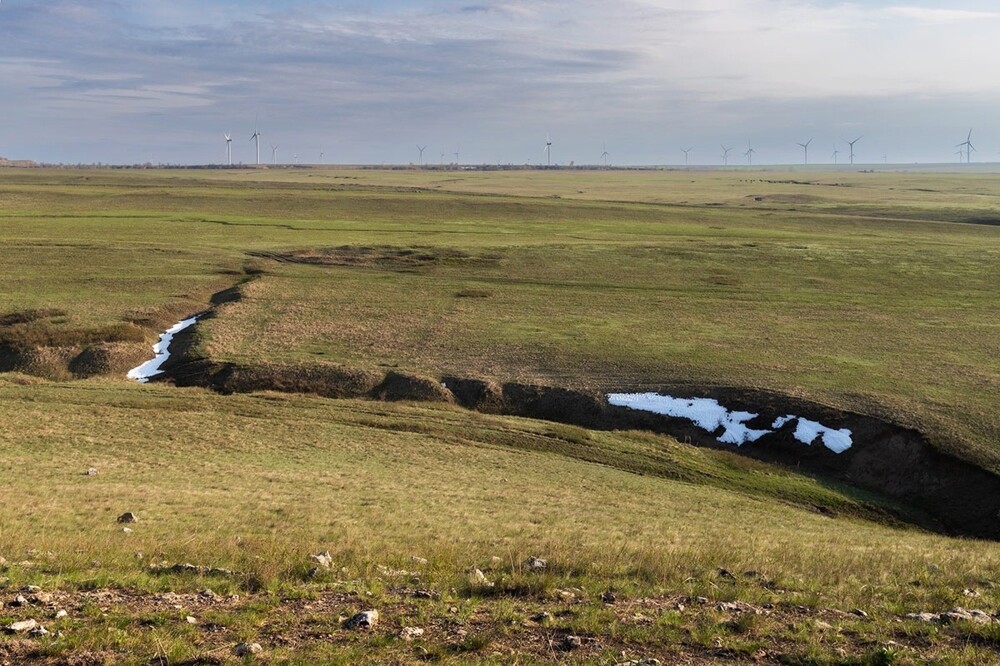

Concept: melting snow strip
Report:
left=607, top=393, right=852, bottom=453
left=126, top=316, right=199, bottom=383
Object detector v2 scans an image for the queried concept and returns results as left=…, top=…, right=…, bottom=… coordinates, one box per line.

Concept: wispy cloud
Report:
left=0, top=0, right=998, bottom=164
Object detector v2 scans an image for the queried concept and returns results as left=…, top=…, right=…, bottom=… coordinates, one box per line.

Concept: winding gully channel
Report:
left=127, top=312, right=1000, bottom=541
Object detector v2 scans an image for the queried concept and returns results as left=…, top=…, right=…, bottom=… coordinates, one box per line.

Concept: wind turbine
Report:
left=681, top=147, right=693, bottom=166
left=224, top=132, right=232, bottom=166
left=832, top=147, right=840, bottom=164
left=956, top=129, right=975, bottom=164
left=721, top=145, right=732, bottom=166
left=843, top=136, right=862, bottom=165
left=250, top=119, right=262, bottom=166
left=270, top=143, right=279, bottom=165
left=744, top=141, right=755, bottom=166
left=955, top=148, right=965, bottom=163
left=454, top=145, right=460, bottom=165
left=416, top=145, right=427, bottom=165
left=319, top=151, right=324, bottom=163
left=601, top=144, right=609, bottom=167
left=797, top=138, right=813, bottom=165
left=544, top=133, right=552, bottom=166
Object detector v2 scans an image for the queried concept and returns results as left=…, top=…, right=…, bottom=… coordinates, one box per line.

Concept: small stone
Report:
left=852, top=609, right=869, bottom=619
left=85, top=468, right=98, bottom=476
left=906, top=612, right=939, bottom=622
left=399, top=626, right=424, bottom=641
left=54, top=610, right=68, bottom=619
left=410, top=556, right=428, bottom=565
left=199, top=588, right=218, bottom=600
left=695, top=596, right=709, bottom=604
left=717, top=568, right=736, bottom=580
left=531, top=611, right=552, bottom=623
left=233, top=642, right=263, bottom=656
left=310, top=551, right=333, bottom=569
left=30, top=592, right=53, bottom=605
left=468, top=568, right=490, bottom=586
left=6, top=619, right=38, bottom=634
left=117, top=512, right=138, bottom=524
left=22, top=586, right=40, bottom=593
left=186, top=616, right=197, bottom=624
left=121, top=527, right=133, bottom=534
left=11, top=594, right=28, bottom=607
left=814, top=620, right=833, bottom=630
left=411, top=589, right=439, bottom=600
left=558, top=634, right=582, bottom=651
left=28, top=625, right=49, bottom=637
left=963, top=588, right=981, bottom=598
left=490, top=556, right=503, bottom=566
left=601, top=589, right=617, bottom=604
left=344, top=610, right=379, bottom=630
left=525, top=556, right=547, bottom=571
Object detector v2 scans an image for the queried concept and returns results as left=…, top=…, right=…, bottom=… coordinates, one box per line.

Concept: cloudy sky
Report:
left=2, top=0, right=999, bottom=165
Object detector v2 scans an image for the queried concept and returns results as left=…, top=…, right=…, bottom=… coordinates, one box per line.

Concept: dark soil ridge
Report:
left=155, top=292, right=1000, bottom=540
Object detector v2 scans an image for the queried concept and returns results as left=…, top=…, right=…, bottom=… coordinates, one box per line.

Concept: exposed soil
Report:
left=0, top=583, right=990, bottom=665
left=248, top=245, right=501, bottom=272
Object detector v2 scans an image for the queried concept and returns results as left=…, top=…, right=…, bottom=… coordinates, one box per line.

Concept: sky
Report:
left=2, top=0, right=1000, bottom=165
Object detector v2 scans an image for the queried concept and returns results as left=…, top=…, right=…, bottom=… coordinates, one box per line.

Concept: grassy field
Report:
left=2, top=167, right=1000, bottom=663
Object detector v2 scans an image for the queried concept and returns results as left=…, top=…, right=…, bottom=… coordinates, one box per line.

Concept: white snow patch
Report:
left=608, top=394, right=854, bottom=453
left=791, top=418, right=853, bottom=454
left=606, top=393, right=770, bottom=446
left=126, top=316, right=199, bottom=383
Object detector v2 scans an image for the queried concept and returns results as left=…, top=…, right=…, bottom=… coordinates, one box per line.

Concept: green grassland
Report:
left=2, top=167, right=1000, bottom=663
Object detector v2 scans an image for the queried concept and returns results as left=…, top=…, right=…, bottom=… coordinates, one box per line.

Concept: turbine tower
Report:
left=681, top=147, right=693, bottom=166
left=250, top=119, right=262, bottom=166
left=319, top=151, right=324, bottom=163
left=416, top=145, right=427, bottom=165
left=843, top=136, right=862, bottom=165
left=544, top=133, right=552, bottom=166
left=797, top=138, right=813, bottom=165
left=956, top=129, right=975, bottom=164
left=224, top=132, right=232, bottom=166
left=601, top=144, right=609, bottom=167
left=454, top=145, right=460, bottom=165
left=832, top=147, right=840, bottom=164
left=721, top=145, right=732, bottom=166
left=744, top=141, right=755, bottom=166
left=270, top=143, right=279, bottom=165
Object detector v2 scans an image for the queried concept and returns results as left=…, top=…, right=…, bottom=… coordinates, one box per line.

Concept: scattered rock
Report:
left=311, top=551, right=333, bottom=569
left=5, top=619, right=38, bottom=634
left=410, top=556, right=428, bottom=565
left=22, top=586, right=40, bottom=593
left=906, top=612, right=939, bottom=622
left=814, top=620, right=833, bottom=630
left=399, top=626, right=424, bottom=641
left=30, top=592, right=53, bottom=605
left=199, top=588, right=218, bottom=600
left=557, top=634, right=582, bottom=651
left=963, top=588, right=981, bottom=598
left=555, top=588, right=577, bottom=602
left=10, top=594, right=28, bottom=607
left=85, top=468, right=98, bottom=476
left=411, top=589, right=439, bottom=600
left=939, top=607, right=993, bottom=625
left=601, top=589, right=617, bottom=604
left=233, top=642, right=263, bottom=657
left=468, top=568, right=491, bottom=586
left=186, top=616, right=197, bottom=624
left=54, top=610, right=68, bottom=619
left=852, top=608, right=869, bottom=619
left=525, top=556, right=547, bottom=572
left=344, top=610, right=379, bottom=630
left=694, top=596, right=709, bottom=604
left=531, top=611, right=553, bottom=623
left=121, top=527, right=133, bottom=534
left=490, top=556, right=503, bottom=567
left=28, top=625, right=49, bottom=637
left=717, top=568, right=736, bottom=580
left=116, top=512, right=138, bottom=524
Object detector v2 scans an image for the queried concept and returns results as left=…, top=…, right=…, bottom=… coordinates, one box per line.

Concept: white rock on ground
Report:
left=233, top=642, right=263, bottom=656
left=344, top=610, right=379, bottom=629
